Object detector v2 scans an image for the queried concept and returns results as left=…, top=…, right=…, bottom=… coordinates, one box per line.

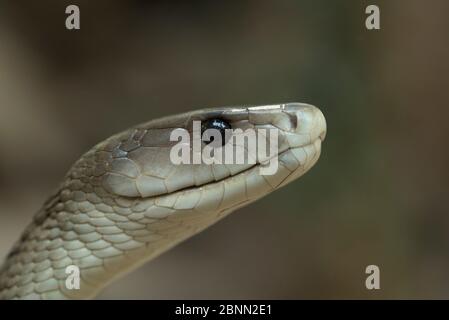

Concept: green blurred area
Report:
left=0, top=0, right=448, bottom=298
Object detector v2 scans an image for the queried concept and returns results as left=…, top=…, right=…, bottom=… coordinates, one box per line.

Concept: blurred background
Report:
left=0, top=0, right=448, bottom=299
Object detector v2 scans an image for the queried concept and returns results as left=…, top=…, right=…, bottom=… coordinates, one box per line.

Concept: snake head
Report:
left=93, top=103, right=326, bottom=202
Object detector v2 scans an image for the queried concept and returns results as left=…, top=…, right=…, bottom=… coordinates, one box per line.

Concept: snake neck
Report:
left=0, top=151, right=234, bottom=299
left=0, top=185, right=231, bottom=299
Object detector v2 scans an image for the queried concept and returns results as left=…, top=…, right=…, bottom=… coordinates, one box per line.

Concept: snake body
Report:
left=0, top=103, right=326, bottom=299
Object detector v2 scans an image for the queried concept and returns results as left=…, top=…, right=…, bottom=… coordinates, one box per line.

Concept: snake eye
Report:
left=201, top=118, right=232, bottom=146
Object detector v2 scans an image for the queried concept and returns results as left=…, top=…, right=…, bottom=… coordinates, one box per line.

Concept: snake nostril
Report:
left=289, top=104, right=327, bottom=141
left=320, top=131, right=326, bottom=141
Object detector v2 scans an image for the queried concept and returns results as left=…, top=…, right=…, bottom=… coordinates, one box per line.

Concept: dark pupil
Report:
left=201, top=118, right=231, bottom=146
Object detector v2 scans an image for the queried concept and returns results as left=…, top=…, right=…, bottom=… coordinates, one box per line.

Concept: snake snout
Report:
left=314, top=107, right=327, bottom=142
left=283, top=103, right=327, bottom=144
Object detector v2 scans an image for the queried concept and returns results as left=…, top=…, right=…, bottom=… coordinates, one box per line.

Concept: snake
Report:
left=0, top=102, right=326, bottom=299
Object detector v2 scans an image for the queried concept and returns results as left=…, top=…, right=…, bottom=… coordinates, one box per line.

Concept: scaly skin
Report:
left=0, top=103, right=326, bottom=299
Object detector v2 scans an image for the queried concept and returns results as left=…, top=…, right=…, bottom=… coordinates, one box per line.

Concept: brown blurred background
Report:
left=0, top=0, right=448, bottom=299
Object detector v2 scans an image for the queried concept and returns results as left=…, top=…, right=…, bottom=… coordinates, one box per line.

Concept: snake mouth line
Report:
left=136, top=138, right=322, bottom=202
